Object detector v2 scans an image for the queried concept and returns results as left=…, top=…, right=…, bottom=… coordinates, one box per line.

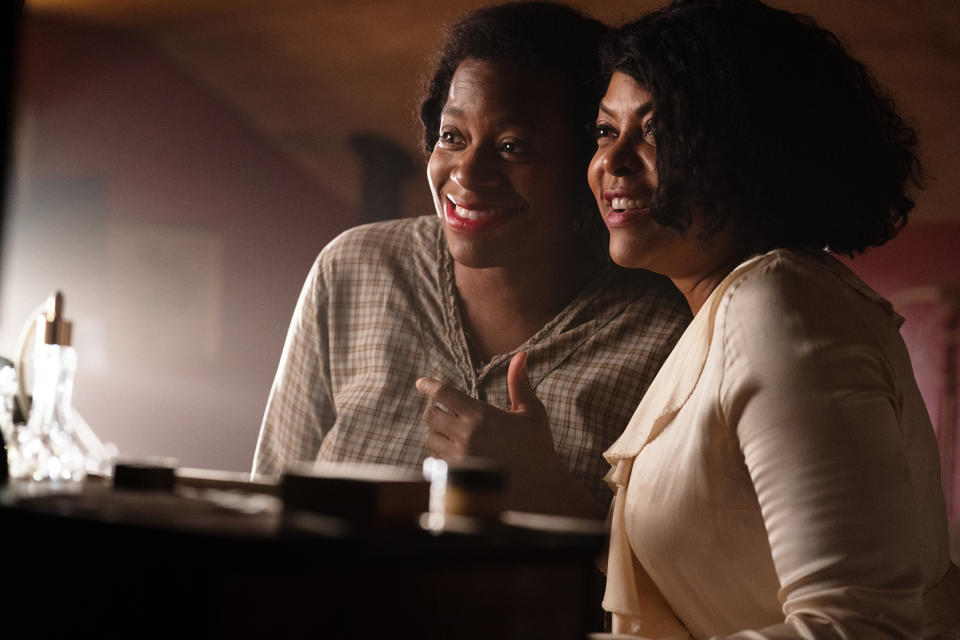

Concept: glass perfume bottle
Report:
left=15, top=292, right=86, bottom=482
left=1, top=359, right=18, bottom=482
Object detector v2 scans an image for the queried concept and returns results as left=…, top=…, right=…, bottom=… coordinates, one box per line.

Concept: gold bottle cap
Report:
left=37, top=291, right=72, bottom=346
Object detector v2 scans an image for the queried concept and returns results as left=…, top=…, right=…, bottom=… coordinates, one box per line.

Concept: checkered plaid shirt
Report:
left=252, top=215, right=690, bottom=505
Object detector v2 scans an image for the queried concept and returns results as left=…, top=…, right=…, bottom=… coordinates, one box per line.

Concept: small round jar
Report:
left=112, top=458, right=178, bottom=492
left=443, top=459, right=507, bottom=522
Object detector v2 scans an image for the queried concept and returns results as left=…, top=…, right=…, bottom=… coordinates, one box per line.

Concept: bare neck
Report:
left=453, top=252, right=594, bottom=365
left=672, top=247, right=746, bottom=315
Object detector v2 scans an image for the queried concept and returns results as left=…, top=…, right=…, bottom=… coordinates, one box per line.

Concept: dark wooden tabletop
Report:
left=0, top=478, right=606, bottom=639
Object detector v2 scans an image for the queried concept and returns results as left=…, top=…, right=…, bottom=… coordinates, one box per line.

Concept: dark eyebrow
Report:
left=440, top=106, right=537, bottom=130
left=493, top=116, right=537, bottom=130
left=598, top=101, right=654, bottom=118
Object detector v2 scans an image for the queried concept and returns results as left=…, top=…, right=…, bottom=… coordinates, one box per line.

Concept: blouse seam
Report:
left=715, top=262, right=768, bottom=440
left=435, top=221, right=478, bottom=394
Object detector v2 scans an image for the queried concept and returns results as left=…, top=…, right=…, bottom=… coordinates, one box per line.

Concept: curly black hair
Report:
left=604, top=0, right=922, bottom=256
left=419, top=2, right=609, bottom=242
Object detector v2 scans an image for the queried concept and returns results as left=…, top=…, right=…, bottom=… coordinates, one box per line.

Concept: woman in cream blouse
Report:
left=585, top=0, right=960, bottom=638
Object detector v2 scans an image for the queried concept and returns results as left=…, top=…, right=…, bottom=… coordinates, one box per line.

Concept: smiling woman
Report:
left=252, top=2, right=691, bottom=520
left=589, top=73, right=742, bottom=311
left=428, top=58, right=585, bottom=295
left=587, top=1, right=960, bottom=638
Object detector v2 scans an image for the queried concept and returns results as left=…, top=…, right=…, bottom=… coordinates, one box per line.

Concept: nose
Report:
left=601, top=137, right=650, bottom=177
left=451, top=145, right=500, bottom=190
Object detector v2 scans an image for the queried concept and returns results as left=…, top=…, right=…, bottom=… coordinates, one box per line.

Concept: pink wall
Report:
left=2, top=15, right=356, bottom=471
left=843, top=222, right=960, bottom=518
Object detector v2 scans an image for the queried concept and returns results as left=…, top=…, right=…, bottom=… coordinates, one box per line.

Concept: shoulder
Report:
left=718, top=249, right=892, bottom=322
left=714, top=249, right=901, bottom=367
left=718, top=250, right=810, bottom=315
left=301, top=215, right=443, bottom=309
left=310, top=215, right=440, bottom=288
left=319, top=215, right=438, bottom=264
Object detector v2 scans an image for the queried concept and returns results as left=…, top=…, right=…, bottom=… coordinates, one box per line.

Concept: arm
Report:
left=719, top=264, right=922, bottom=639
left=252, top=256, right=336, bottom=477
left=416, top=351, right=606, bottom=519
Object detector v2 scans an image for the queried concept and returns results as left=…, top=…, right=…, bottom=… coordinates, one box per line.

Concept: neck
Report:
left=672, top=230, right=746, bottom=316
left=672, top=257, right=739, bottom=316
left=453, top=249, right=595, bottom=364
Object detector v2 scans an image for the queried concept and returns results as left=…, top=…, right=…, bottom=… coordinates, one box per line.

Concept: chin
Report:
left=445, top=232, right=511, bottom=269
left=607, top=237, right=648, bottom=271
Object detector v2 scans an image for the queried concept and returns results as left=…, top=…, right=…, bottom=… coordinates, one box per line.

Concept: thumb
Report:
left=507, top=351, right=543, bottom=418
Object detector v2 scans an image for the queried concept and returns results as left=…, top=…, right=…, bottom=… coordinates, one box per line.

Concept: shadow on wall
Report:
left=843, top=221, right=960, bottom=559
left=1, top=15, right=357, bottom=472
left=0, top=1, right=24, bottom=259
left=349, top=131, right=418, bottom=225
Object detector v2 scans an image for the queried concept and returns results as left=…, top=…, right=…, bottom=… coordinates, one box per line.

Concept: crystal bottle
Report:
left=15, top=292, right=86, bottom=482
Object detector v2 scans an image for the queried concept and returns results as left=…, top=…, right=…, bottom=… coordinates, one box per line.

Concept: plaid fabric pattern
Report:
left=252, top=215, right=690, bottom=505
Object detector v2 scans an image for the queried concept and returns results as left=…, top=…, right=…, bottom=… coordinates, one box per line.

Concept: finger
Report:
left=425, top=430, right=463, bottom=461
left=416, top=377, right=483, bottom=419
left=421, top=404, right=469, bottom=441
left=422, top=405, right=477, bottom=454
left=507, top=351, right=544, bottom=418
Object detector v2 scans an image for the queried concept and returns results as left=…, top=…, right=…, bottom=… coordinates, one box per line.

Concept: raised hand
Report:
left=416, top=351, right=603, bottom=518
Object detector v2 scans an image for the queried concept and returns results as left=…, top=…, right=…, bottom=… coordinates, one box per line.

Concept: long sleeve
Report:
left=252, top=255, right=336, bottom=476
left=717, top=258, right=923, bottom=639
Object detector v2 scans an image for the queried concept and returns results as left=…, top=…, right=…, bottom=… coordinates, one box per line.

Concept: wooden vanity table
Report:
left=0, top=470, right=605, bottom=639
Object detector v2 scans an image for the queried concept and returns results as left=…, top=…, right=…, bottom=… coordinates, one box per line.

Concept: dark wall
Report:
left=0, top=2, right=25, bottom=267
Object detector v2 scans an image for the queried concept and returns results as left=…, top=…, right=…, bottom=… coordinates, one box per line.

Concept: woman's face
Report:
left=589, top=72, right=743, bottom=307
left=588, top=71, right=688, bottom=274
left=427, top=58, right=582, bottom=270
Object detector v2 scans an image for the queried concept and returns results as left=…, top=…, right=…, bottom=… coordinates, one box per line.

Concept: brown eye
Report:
left=593, top=124, right=616, bottom=139
left=499, top=139, right=529, bottom=155
left=439, top=129, right=464, bottom=146
left=642, top=119, right=656, bottom=144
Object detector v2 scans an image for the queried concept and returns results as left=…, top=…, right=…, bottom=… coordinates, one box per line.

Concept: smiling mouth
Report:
left=610, top=197, right=649, bottom=213
left=444, top=196, right=520, bottom=232
left=449, top=198, right=501, bottom=220
left=602, top=192, right=651, bottom=229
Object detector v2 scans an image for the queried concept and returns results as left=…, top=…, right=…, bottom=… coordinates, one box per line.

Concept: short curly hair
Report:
left=419, top=2, right=608, bottom=243
left=604, top=0, right=922, bottom=256
left=419, top=2, right=607, bottom=155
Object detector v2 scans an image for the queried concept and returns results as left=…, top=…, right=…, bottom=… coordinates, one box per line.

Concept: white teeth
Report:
left=611, top=197, right=644, bottom=211
left=447, top=196, right=499, bottom=220
left=457, top=206, right=496, bottom=220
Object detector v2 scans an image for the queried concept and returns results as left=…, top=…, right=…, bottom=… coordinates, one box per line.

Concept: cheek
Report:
left=640, top=147, right=658, bottom=188
left=426, top=152, right=444, bottom=189
left=586, top=155, right=604, bottom=203
left=426, top=154, right=445, bottom=215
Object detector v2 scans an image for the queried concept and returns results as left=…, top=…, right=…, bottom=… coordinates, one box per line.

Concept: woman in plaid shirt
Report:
left=254, top=2, right=690, bottom=516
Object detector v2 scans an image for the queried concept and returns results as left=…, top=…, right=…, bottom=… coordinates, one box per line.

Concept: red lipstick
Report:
left=443, top=198, right=517, bottom=233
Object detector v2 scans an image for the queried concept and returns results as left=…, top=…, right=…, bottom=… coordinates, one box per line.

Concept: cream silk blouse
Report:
left=602, top=249, right=960, bottom=639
